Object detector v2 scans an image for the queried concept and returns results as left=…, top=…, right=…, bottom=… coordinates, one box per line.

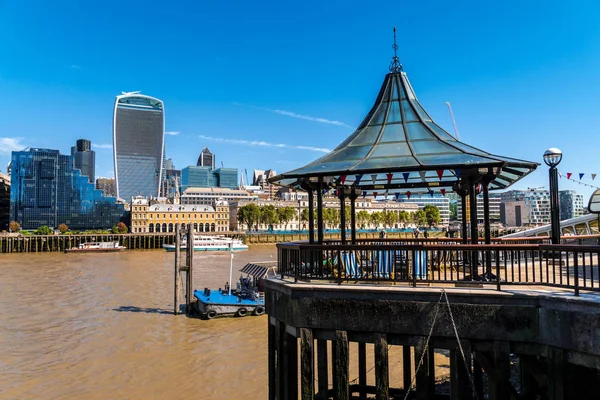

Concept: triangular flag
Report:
left=419, top=171, right=426, bottom=181
left=567, top=173, right=572, bottom=179
left=362, top=191, right=367, bottom=198
left=339, top=175, right=346, bottom=184
left=373, top=192, right=378, bottom=199
left=394, top=193, right=400, bottom=201
left=579, top=173, right=584, bottom=180
left=371, top=174, right=377, bottom=184
left=455, top=169, right=461, bottom=179
left=354, top=174, right=363, bottom=185
left=436, top=170, right=444, bottom=180
left=323, top=189, right=327, bottom=194
left=406, top=191, right=411, bottom=199
left=334, top=190, right=338, bottom=196
left=441, top=189, right=446, bottom=196
left=428, top=189, right=434, bottom=197
left=592, top=174, right=597, bottom=181
left=386, top=173, right=393, bottom=184
left=417, top=192, right=422, bottom=198
left=402, top=172, right=410, bottom=183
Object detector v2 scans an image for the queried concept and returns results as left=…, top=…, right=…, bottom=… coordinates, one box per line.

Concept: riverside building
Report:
left=9, top=148, right=125, bottom=230
left=113, top=92, right=164, bottom=201
left=180, top=187, right=255, bottom=206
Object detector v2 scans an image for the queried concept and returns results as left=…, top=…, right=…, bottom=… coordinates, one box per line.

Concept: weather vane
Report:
left=389, top=27, right=402, bottom=72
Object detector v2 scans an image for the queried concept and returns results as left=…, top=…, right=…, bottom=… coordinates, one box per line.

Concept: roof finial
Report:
left=389, top=26, right=402, bottom=72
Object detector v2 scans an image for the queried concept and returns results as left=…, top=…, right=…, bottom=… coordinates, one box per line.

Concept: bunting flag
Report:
left=567, top=173, right=572, bottom=179
left=373, top=192, right=378, bottom=199
left=371, top=174, right=377, bottom=184
left=436, top=169, right=444, bottom=180
left=455, top=169, right=461, bottom=179
left=417, top=192, right=422, bottom=198
left=441, top=188, right=446, bottom=196
left=593, top=174, right=597, bottom=181
left=339, top=175, right=346, bottom=184
left=354, top=174, right=363, bottom=185
left=386, top=173, right=393, bottom=184
left=362, top=191, right=367, bottom=198
left=385, top=189, right=389, bottom=196
left=403, top=172, right=410, bottom=183
left=559, top=171, right=600, bottom=189
left=406, top=191, right=411, bottom=199
left=419, top=171, right=426, bottom=181
left=579, top=173, right=584, bottom=180
left=428, top=189, right=434, bottom=197
left=477, top=183, right=483, bottom=194
left=334, top=190, right=338, bottom=196
left=394, top=193, right=400, bottom=201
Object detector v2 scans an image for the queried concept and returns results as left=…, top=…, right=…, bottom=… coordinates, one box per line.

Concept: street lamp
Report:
left=543, top=148, right=562, bottom=244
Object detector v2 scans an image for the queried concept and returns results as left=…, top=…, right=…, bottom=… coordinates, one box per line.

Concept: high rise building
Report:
left=180, top=166, right=238, bottom=191
left=10, top=148, right=125, bottom=230
left=70, top=139, right=95, bottom=183
left=197, top=147, right=215, bottom=168
left=96, top=177, right=116, bottom=197
left=113, top=92, right=164, bottom=201
left=0, top=172, right=10, bottom=231
left=559, top=190, right=584, bottom=220
left=501, top=189, right=550, bottom=226
left=253, top=169, right=278, bottom=199
left=457, top=193, right=502, bottom=223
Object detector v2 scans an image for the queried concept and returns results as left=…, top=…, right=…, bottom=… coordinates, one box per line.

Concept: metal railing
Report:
left=276, top=240, right=600, bottom=296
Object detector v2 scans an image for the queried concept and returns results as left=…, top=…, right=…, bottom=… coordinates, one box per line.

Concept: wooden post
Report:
left=335, top=330, right=349, bottom=400
left=276, top=322, right=285, bottom=400
left=186, top=224, right=194, bottom=314
left=403, top=346, right=412, bottom=391
left=473, top=358, right=484, bottom=399
left=285, top=331, right=299, bottom=400
left=174, top=224, right=180, bottom=315
left=374, top=333, right=389, bottom=400
left=300, top=328, right=314, bottom=400
left=415, top=338, right=434, bottom=400
left=489, top=341, right=510, bottom=400
left=547, top=347, right=566, bottom=400
left=316, top=339, right=329, bottom=400
left=358, top=342, right=367, bottom=400
left=269, top=321, right=276, bottom=400
left=450, top=341, right=472, bottom=400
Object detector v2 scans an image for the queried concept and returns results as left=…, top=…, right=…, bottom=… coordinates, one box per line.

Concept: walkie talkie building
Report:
left=113, top=92, right=164, bottom=201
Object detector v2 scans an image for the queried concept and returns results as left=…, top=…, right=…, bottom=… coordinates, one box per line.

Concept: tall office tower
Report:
left=10, top=148, right=125, bottom=230
left=113, top=92, right=164, bottom=201
left=70, top=139, right=96, bottom=183
left=197, top=147, right=215, bottom=168
left=559, top=190, right=584, bottom=220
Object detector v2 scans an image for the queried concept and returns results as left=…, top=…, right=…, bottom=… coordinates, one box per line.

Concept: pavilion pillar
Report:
left=455, top=182, right=468, bottom=244
left=468, top=179, right=478, bottom=245
left=308, top=189, right=315, bottom=244
left=317, top=177, right=324, bottom=244
left=349, top=189, right=359, bottom=244
left=483, top=182, right=491, bottom=244
left=339, top=189, right=347, bottom=245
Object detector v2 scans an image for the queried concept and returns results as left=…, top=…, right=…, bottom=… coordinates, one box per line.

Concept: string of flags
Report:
left=559, top=171, right=600, bottom=189
left=335, top=170, right=459, bottom=187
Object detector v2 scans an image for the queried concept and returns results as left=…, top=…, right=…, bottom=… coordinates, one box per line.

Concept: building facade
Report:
left=559, top=190, right=584, bottom=221
left=457, top=193, right=502, bottom=223
left=130, top=199, right=229, bottom=233
left=70, top=139, right=95, bottom=183
left=113, top=92, right=164, bottom=201
left=181, top=187, right=256, bottom=206
left=253, top=169, right=278, bottom=199
left=501, top=189, right=551, bottom=226
left=96, top=177, right=116, bottom=197
left=180, top=167, right=239, bottom=191
left=197, top=147, right=215, bottom=168
left=0, top=172, right=9, bottom=231
left=500, top=200, right=528, bottom=227
left=10, top=149, right=125, bottom=230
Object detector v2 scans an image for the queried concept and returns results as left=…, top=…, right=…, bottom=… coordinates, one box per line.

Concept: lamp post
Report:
left=543, top=148, right=562, bottom=244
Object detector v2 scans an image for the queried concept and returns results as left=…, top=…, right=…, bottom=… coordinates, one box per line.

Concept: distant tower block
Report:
left=71, top=139, right=95, bottom=183
left=197, top=147, right=215, bottom=169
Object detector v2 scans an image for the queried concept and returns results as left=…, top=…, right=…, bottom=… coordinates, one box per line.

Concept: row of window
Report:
left=131, top=213, right=228, bottom=220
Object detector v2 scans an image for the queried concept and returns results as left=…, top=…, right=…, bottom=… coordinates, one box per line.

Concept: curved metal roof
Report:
left=270, top=69, right=538, bottom=193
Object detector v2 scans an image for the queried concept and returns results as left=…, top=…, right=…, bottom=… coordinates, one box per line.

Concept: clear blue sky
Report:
left=1, top=0, right=599, bottom=201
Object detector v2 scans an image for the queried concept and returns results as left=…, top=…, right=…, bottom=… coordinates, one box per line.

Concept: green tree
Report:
left=383, top=210, right=397, bottom=229
left=58, top=223, right=68, bottom=234
left=260, top=205, right=278, bottom=230
left=9, top=221, right=20, bottom=233
left=398, top=210, right=410, bottom=227
left=35, top=225, right=53, bottom=235
left=413, top=210, right=427, bottom=227
left=423, top=205, right=441, bottom=228
left=276, top=206, right=296, bottom=231
left=300, top=208, right=314, bottom=230
left=356, top=210, right=370, bottom=229
left=449, top=201, right=458, bottom=221
left=370, top=212, right=382, bottom=228
left=237, top=203, right=261, bottom=231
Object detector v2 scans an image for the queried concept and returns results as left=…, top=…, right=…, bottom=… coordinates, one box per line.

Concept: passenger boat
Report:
left=192, top=262, right=277, bottom=319
left=65, top=242, right=126, bottom=253
left=162, top=235, right=248, bottom=252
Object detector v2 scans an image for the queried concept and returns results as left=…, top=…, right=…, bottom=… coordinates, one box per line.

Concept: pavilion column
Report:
left=308, top=189, right=315, bottom=244
left=317, top=177, right=324, bottom=244
left=468, top=179, right=478, bottom=245
left=350, top=189, right=359, bottom=244
left=339, top=189, right=347, bottom=245
left=482, top=182, right=491, bottom=244
left=455, top=182, right=468, bottom=244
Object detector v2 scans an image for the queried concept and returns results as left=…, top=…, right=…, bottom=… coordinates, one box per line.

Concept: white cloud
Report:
left=233, top=102, right=354, bottom=129
left=93, top=143, right=113, bottom=149
left=165, top=131, right=180, bottom=136
left=198, top=135, right=331, bottom=153
left=0, top=137, right=26, bottom=154
left=70, top=64, right=82, bottom=70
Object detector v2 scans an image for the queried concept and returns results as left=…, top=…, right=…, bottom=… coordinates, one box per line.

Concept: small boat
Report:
left=65, top=242, right=126, bottom=253
left=162, top=235, right=248, bottom=252
left=192, top=262, right=277, bottom=319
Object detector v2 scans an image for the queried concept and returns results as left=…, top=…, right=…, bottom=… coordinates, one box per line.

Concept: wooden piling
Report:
left=300, top=328, right=314, bottom=400
left=268, top=321, right=276, bottom=400
left=285, top=331, right=298, bottom=400
left=374, top=333, right=389, bottom=400
left=358, top=342, right=367, bottom=400
left=185, top=225, right=194, bottom=314
left=415, top=338, right=434, bottom=400
left=174, top=225, right=180, bottom=315
left=334, top=330, right=349, bottom=400
left=403, top=346, right=412, bottom=390
left=316, top=339, right=329, bottom=400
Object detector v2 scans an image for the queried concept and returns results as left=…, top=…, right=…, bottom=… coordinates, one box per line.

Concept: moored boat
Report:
left=162, top=235, right=248, bottom=252
left=65, top=242, right=126, bottom=253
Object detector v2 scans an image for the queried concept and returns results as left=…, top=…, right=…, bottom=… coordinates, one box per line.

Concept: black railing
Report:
left=277, top=241, right=600, bottom=296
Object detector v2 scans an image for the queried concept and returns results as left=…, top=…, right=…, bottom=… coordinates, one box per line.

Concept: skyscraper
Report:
left=71, top=139, right=95, bottom=183
left=197, top=147, right=215, bottom=168
left=113, top=92, right=164, bottom=201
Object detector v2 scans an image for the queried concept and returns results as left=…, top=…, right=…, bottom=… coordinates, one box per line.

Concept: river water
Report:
left=0, top=247, right=277, bottom=400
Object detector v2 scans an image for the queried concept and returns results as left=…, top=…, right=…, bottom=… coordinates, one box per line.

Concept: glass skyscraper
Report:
left=181, top=166, right=238, bottom=192
left=10, top=148, right=126, bottom=230
left=113, top=92, right=164, bottom=201
left=71, top=139, right=95, bottom=183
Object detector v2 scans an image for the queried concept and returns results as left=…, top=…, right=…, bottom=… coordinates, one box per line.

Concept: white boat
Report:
left=65, top=242, right=126, bottom=253
left=162, top=235, right=248, bottom=252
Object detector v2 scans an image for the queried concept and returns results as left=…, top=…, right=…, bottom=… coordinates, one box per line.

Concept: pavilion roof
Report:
left=270, top=64, right=538, bottom=195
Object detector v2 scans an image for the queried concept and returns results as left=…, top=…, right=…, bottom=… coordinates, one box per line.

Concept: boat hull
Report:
left=162, top=244, right=248, bottom=252
left=65, top=247, right=126, bottom=253
left=192, top=289, right=264, bottom=319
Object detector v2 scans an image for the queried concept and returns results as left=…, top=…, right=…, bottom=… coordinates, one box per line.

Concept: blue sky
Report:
left=1, top=0, right=599, bottom=201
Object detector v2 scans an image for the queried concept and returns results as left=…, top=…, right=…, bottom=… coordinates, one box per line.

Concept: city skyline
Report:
left=1, top=1, right=600, bottom=202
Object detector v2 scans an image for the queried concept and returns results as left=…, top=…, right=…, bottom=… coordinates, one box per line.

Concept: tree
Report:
left=423, top=205, right=441, bottom=228
left=9, top=221, right=20, bottom=233
left=116, top=222, right=128, bottom=234
left=58, top=224, right=68, bottom=234
left=35, top=225, right=53, bottom=235
left=370, top=212, right=382, bottom=229
left=383, top=210, right=397, bottom=229
left=300, top=208, right=314, bottom=230
left=276, top=206, right=296, bottom=231
left=449, top=201, right=458, bottom=221
left=237, top=203, right=261, bottom=231
left=413, top=210, right=427, bottom=227
left=356, top=210, right=370, bottom=229
left=260, top=205, right=278, bottom=230
left=398, top=211, right=410, bottom=227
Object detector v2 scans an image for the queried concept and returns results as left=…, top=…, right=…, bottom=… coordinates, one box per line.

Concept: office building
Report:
left=96, top=177, right=116, bottom=197
left=197, top=147, right=215, bottom=168
left=253, top=169, right=278, bottom=199
left=500, top=200, right=528, bottom=227
left=70, top=139, right=95, bottom=183
left=0, top=172, right=9, bottom=231
left=181, top=166, right=238, bottom=191
left=181, top=187, right=256, bottom=206
left=10, top=148, right=125, bottom=230
left=559, top=190, right=584, bottom=221
left=501, top=189, right=551, bottom=226
left=457, top=193, right=501, bottom=223
left=113, top=92, right=164, bottom=201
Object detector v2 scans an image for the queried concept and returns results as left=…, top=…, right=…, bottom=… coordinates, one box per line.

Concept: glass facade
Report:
left=181, top=166, right=238, bottom=191
left=197, top=147, right=215, bottom=168
left=10, top=149, right=126, bottom=230
left=113, top=93, right=164, bottom=201
left=71, top=139, right=95, bottom=183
